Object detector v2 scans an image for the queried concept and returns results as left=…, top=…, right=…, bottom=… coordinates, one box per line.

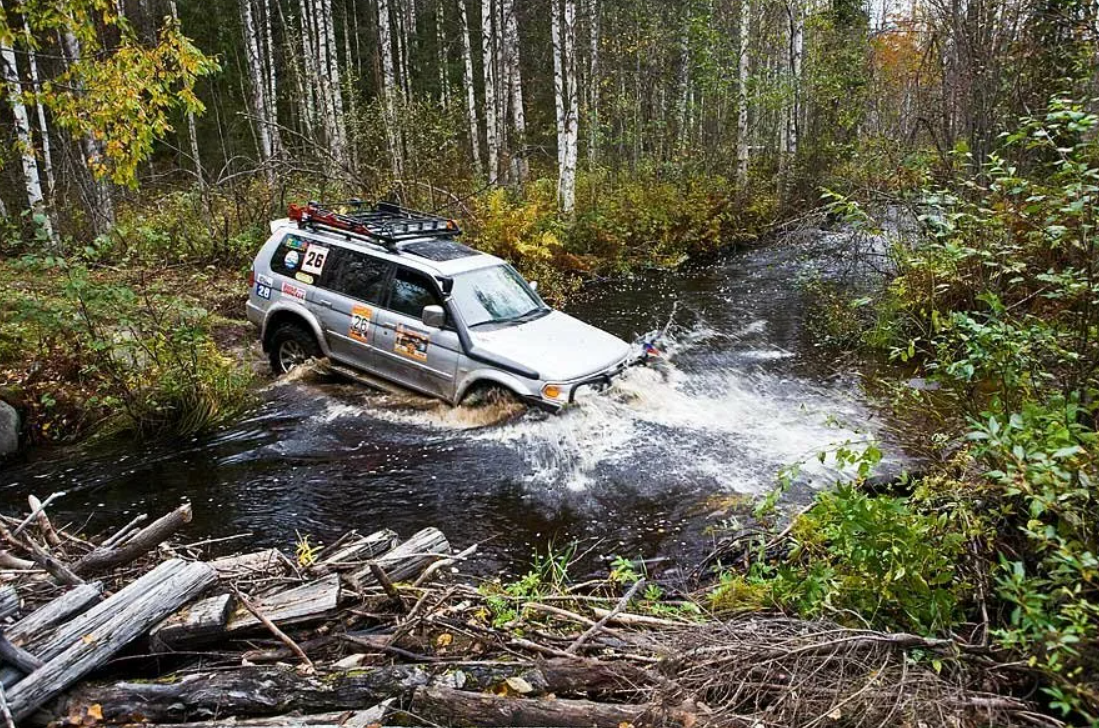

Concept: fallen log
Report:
left=209, top=549, right=285, bottom=580
left=348, top=528, right=450, bottom=589
left=6, top=582, right=103, bottom=646
left=7, top=559, right=217, bottom=722
left=26, top=495, right=60, bottom=548
left=72, top=504, right=192, bottom=576
left=410, top=685, right=661, bottom=728
left=132, top=708, right=389, bottom=728
left=0, top=588, right=16, bottom=621
left=310, top=529, right=398, bottom=576
left=150, top=593, right=234, bottom=650
left=53, top=659, right=650, bottom=724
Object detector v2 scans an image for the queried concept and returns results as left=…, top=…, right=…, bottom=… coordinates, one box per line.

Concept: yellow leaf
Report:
left=435, top=633, right=453, bottom=648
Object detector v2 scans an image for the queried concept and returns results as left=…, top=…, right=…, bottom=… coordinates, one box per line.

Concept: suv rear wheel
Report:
left=268, top=323, right=322, bottom=374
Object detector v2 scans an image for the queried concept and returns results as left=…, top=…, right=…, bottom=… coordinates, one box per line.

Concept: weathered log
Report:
left=7, top=559, right=217, bottom=722
left=0, top=588, right=17, bottom=622
left=53, top=659, right=649, bottom=724
left=6, top=582, right=103, bottom=646
left=0, top=551, right=34, bottom=571
left=0, top=634, right=40, bottom=675
left=311, top=529, right=398, bottom=576
left=209, top=549, right=284, bottom=580
left=150, top=593, right=233, bottom=650
left=229, top=573, right=340, bottom=632
left=72, top=504, right=192, bottom=576
left=410, top=686, right=660, bottom=728
left=127, top=708, right=389, bottom=728
left=0, top=522, right=82, bottom=586
left=348, top=528, right=450, bottom=588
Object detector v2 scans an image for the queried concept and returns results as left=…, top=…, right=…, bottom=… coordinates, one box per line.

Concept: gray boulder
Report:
left=0, top=401, right=19, bottom=458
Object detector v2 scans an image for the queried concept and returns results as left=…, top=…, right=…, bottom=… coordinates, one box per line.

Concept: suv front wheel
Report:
left=268, top=322, right=322, bottom=374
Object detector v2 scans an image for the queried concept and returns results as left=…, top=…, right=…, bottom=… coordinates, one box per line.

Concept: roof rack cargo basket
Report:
left=287, top=200, right=460, bottom=251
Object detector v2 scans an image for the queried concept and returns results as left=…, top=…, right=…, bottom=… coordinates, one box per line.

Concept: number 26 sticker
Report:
left=349, top=305, right=373, bottom=342
left=302, top=245, right=329, bottom=275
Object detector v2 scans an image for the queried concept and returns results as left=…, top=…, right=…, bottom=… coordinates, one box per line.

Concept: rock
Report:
left=0, top=401, right=19, bottom=458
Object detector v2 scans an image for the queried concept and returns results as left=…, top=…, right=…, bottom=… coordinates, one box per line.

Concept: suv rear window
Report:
left=389, top=268, right=441, bottom=318
left=322, top=247, right=390, bottom=304
left=269, top=234, right=312, bottom=278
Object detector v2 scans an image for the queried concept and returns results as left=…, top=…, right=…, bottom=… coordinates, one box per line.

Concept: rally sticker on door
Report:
left=302, top=245, right=330, bottom=276
left=394, top=324, right=429, bottom=362
left=281, top=282, right=307, bottom=301
left=349, top=305, right=373, bottom=343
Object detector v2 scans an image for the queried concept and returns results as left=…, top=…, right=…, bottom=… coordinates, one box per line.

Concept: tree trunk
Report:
left=587, top=0, right=599, bottom=168
left=59, top=26, right=115, bottom=235
left=481, top=0, right=499, bottom=182
left=23, top=29, right=56, bottom=204
left=412, top=686, right=662, bottom=728
left=320, top=0, right=347, bottom=163
left=261, top=0, right=283, bottom=158
left=561, top=0, right=579, bottom=214
left=378, top=0, right=406, bottom=180
left=297, top=0, right=319, bottom=139
left=167, top=0, right=204, bottom=186
left=458, top=0, right=483, bottom=176
left=735, top=0, right=750, bottom=187
left=551, top=0, right=567, bottom=207
left=241, top=0, right=275, bottom=180
left=502, top=0, right=527, bottom=184
left=0, top=13, right=56, bottom=247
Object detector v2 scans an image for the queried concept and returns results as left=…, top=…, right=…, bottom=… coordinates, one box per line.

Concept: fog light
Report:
left=542, top=384, right=563, bottom=400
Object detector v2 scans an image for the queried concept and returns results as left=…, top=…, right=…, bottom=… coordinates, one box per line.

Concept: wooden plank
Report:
left=73, top=504, right=192, bottom=576
left=6, top=582, right=103, bottom=646
left=227, top=574, right=340, bottom=632
left=311, top=529, right=398, bottom=575
left=210, top=549, right=284, bottom=580
left=7, top=559, right=217, bottom=722
left=1, top=562, right=202, bottom=688
left=151, top=593, right=234, bottom=650
left=348, top=528, right=450, bottom=588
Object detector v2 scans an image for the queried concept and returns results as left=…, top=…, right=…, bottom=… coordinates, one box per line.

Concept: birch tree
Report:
left=378, top=0, right=406, bottom=180
left=23, top=29, right=55, bottom=201
left=261, top=0, right=282, bottom=157
left=458, top=0, right=483, bottom=176
left=551, top=0, right=566, bottom=206
left=0, top=12, right=55, bottom=246
left=502, top=0, right=527, bottom=184
left=552, top=0, right=578, bottom=213
left=481, top=0, right=499, bottom=181
left=169, top=0, right=203, bottom=185
left=241, top=0, right=275, bottom=179
left=736, top=0, right=750, bottom=186
left=587, top=0, right=599, bottom=167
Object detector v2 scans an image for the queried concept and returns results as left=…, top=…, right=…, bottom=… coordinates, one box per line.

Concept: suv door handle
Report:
left=315, top=299, right=333, bottom=308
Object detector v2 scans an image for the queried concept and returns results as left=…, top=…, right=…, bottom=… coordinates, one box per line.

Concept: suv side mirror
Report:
left=422, top=305, right=446, bottom=329
left=529, top=280, right=539, bottom=292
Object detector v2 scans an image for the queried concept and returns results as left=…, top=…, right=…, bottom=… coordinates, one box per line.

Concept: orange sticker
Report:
left=394, top=324, right=429, bottom=362
left=349, top=305, right=373, bottom=342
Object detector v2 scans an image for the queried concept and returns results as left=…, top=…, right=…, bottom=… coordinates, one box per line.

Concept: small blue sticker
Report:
left=284, top=250, right=300, bottom=270
left=256, top=284, right=272, bottom=300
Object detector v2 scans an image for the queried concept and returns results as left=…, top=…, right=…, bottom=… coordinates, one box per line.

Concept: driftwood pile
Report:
left=0, top=495, right=1064, bottom=728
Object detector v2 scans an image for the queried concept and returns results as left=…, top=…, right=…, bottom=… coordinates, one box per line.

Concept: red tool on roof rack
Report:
left=288, top=200, right=459, bottom=252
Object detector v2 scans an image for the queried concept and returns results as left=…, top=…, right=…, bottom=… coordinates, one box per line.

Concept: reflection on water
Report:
left=0, top=229, right=903, bottom=573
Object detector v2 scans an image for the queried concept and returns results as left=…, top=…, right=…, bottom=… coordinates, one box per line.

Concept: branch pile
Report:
left=0, top=495, right=1061, bottom=728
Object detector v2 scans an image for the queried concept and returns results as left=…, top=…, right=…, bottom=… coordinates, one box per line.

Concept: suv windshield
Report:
left=452, top=264, right=546, bottom=327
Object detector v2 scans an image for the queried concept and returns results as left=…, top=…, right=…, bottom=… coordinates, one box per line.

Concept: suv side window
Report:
left=389, top=268, right=440, bottom=318
left=321, top=247, right=391, bottom=304
left=269, top=234, right=311, bottom=277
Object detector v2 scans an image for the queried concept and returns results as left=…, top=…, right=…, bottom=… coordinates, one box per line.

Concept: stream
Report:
left=0, top=228, right=905, bottom=576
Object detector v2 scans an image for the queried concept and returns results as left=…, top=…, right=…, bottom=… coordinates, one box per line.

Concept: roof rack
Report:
left=287, top=200, right=460, bottom=252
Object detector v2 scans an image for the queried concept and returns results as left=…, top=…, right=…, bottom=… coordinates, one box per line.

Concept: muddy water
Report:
left=0, top=230, right=902, bottom=575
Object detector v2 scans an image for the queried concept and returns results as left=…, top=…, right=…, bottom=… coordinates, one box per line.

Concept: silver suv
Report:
left=246, top=201, right=633, bottom=410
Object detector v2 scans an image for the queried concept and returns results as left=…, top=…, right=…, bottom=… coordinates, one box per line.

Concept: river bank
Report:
left=0, top=498, right=1050, bottom=728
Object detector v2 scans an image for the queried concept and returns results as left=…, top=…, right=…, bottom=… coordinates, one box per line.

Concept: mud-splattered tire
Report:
left=461, top=384, right=521, bottom=409
left=268, top=323, right=321, bottom=374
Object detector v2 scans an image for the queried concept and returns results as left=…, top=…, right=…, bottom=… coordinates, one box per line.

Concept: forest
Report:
left=1, top=0, right=1099, bottom=724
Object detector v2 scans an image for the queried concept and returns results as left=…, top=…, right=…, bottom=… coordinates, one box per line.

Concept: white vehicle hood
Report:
left=471, top=311, right=631, bottom=381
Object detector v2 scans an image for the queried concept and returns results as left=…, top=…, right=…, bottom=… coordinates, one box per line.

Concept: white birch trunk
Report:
left=378, top=0, right=406, bottom=179
left=735, top=0, right=750, bottom=186
left=437, top=0, right=450, bottom=106
left=787, top=0, right=802, bottom=162
left=59, top=26, right=115, bottom=233
left=0, top=15, right=55, bottom=246
left=561, top=0, right=579, bottom=214
left=298, top=0, right=319, bottom=138
left=551, top=0, right=567, bottom=205
left=310, top=0, right=336, bottom=153
left=458, top=0, right=483, bottom=176
left=262, top=0, right=282, bottom=157
left=481, top=0, right=499, bottom=182
left=167, top=0, right=204, bottom=185
left=587, top=0, right=599, bottom=168
left=23, top=30, right=55, bottom=201
left=241, top=0, right=275, bottom=177
left=675, top=17, right=690, bottom=154
left=502, top=0, right=527, bottom=184
left=321, top=0, right=347, bottom=162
